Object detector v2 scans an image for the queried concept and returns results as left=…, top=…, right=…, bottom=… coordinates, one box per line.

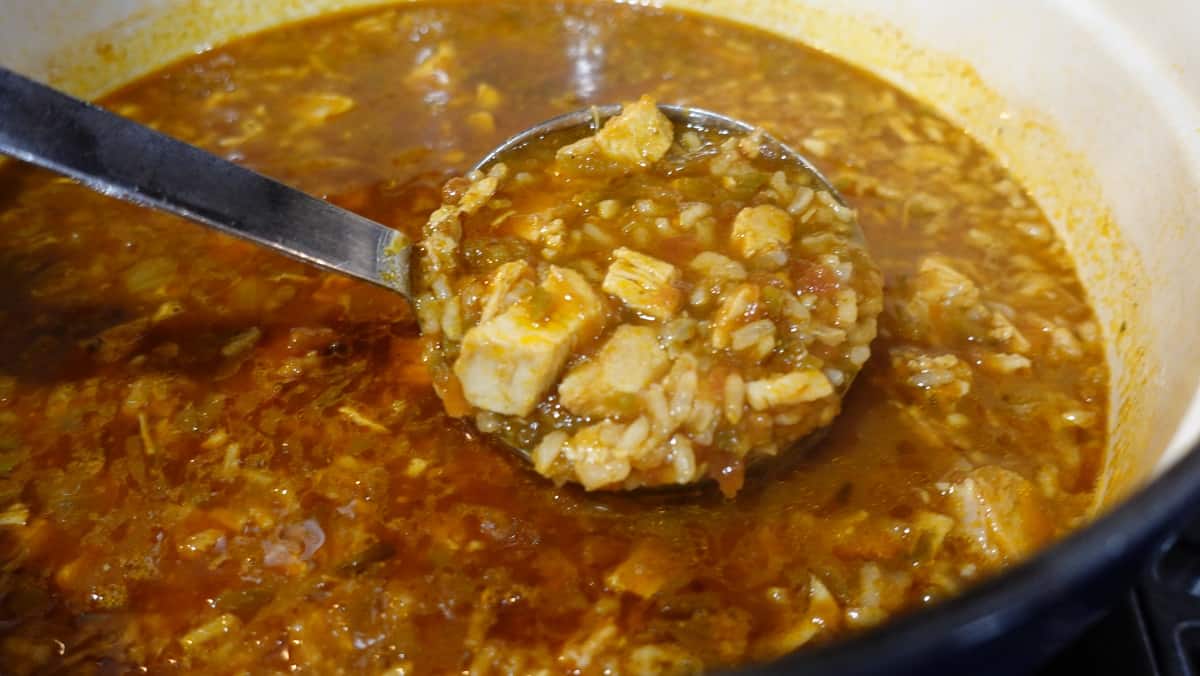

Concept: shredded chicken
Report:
left=602, top=247, right=683, bottom=320
left=731, top=204, right=794, bottom=267
left=557, top=94, right=675, bottom=169
left=559, top=326, right=671, bottom=417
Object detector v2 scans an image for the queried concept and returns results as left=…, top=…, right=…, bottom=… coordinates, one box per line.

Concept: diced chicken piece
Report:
left=897, top=257, right=1009, bottom=347
left=479, top=260, right=535, bottom=322
left=557, top=95, right=674, bottom=169
left=458, top=174, right=500, bottom=215
left=466, top=110, right=495, bottom=136
left=890, top=347, right=971, bottom=406
left=602, top=247, right=682, bottom=320
left=678, top=203, right=713, bottom=229
left=947, top=466, right=1051, bottom=564
left=758, top=575, right=842, bottom=655
left=729, top=318, right=776, bottom=362
left=912, top=256, right=981, bottom=312
left=710, top=284, right=759, bottom=350
left=845, top=563, right=889, bottom=629
left=559, top=325, right=670, bottom=417
left=606, top=540, right=676, bottom=599
left=731, top=205, right=793, bottom=265
left=453, top=266, right=604, bottom=416
left=597, top=199, right=621, bottom=219
left=420, top=205, right=463, bottom=284
left=1049, top=325, right=1084, bottom=361
left=561, top=622, right=620, bottom=671
left=987, top=309, right=1031, bottom=353
left=292, top=93, right=354, bottom=127
left=537, top=265, right=602, bottom=320
left=689, top=252, right=747, bottom=281
left=805, top=575, right=843, bottom=633
left=844, top=563, right=914, bottom=630
left=981, top=352, right=1032, bottom=375
left=737, top=128, right=766, bottom=158
left=475, top=82, right=502, bottom=110
left=746, top=370, right=833, bottom=411
left=509, top=213, right=567, bottom=258
left=405, top=42, right=457, bottom=88
left=911, top=511, right=956, bottom=560
left=555, top=135, right=602, bottom=168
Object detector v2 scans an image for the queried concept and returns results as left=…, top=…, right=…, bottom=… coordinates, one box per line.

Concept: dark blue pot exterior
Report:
left=732, top=442, right=1200, bottom=676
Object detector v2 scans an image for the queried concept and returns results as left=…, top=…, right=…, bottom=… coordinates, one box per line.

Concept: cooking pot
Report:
left=2, top=0, right=1198, bottom=673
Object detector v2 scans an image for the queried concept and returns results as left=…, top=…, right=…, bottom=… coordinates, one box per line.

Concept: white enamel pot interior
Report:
left=2, top=0, right=1199, bottom=673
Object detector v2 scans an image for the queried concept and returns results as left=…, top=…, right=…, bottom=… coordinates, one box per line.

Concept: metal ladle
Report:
left=0, top=66, right=857, bottom=464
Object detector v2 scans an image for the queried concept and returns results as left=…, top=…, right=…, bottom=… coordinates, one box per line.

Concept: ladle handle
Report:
left=0, top=67, right=411, bottom=298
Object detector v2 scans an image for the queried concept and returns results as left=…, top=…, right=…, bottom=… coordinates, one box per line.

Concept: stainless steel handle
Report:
left=0, top=67, right=411, bottom=299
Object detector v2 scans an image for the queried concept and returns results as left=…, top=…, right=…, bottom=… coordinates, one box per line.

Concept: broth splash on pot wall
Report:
left=0, top=1, right=1107, bottom=672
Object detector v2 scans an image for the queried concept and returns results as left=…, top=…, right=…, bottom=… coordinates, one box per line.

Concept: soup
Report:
left=0, top=1, right=1107, bottom=673
left=415, top=97, right=882, bottom=492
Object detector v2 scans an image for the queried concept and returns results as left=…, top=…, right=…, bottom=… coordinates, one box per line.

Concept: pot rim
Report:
left=736, top=438, right=1200, bottom=674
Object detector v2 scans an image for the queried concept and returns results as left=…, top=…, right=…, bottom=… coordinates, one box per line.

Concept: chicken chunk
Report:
left=559, top=325, right=671, bottom=417
left=457, top=173, right=501, bottom=215
left=292, top=93, right=355, bottom=128
left=509, top=213, right=567, bottom=259
left=947, top=466, right=1051, bottom=564
left=454, top=266, right=604, bottom=416
left=605, top=540, right=677, bottom=599
left=911, top=511, right=956, bottom=560
left=896, top=256, right=1020, bottom=349
left=405, top=41, right=457, bottom=88
left=688, top=251, right=747, bottom=281
left=730, top=319, right=776, bottom=362
left=710, top=283, right=759, bottom=350
left=557, top=95, right=674, bottom=169
left=746, top=370, right=833, bottom=411
left=602, top=247, right=682, bottom=320
left=479, top=260, right=536, bottom=322
left=754, top=573, right=843, bottom=656
left=912, top=256, right=981, bottom=312
left=731, top=205, right=793, bottom=266
left=890, top=347, right=972, bottom=407
left=986, top=309, right=1031, bottom=353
